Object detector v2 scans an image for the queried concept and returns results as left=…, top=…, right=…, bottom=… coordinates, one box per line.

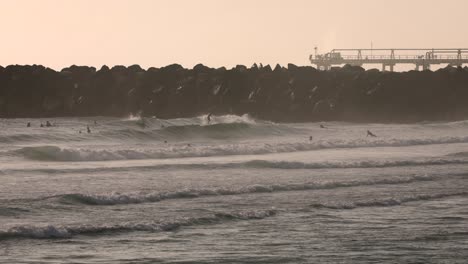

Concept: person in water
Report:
left=40, top=123, right=44, bottom=128
left=46, top=121, right=52, bottom=127
left=27, top=122, right=31, bottom=127
left=320, top=124, right=326, bottom=129
left=87, top=126, right=91, bottom=133
left=309, top=136, right=313, bottom=141
left=366, top=130, right=377, bottom=137
left=207, top=113, right=212, bottom=123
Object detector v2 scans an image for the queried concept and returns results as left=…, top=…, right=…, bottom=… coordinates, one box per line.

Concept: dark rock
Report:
left=0, top=64, right=467, bottom=122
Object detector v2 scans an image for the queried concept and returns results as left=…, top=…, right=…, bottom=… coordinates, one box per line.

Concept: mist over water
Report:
left=1, top=115, right=468, bottom=263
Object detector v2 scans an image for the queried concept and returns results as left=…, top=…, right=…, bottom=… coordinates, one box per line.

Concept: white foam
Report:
left=310, top=192, right=468, bottom=209
left=0, top=209, right=276, bottom=239
left=14, top=134, right=468, bottom=162
left=60, top=175, right=435, bottom=205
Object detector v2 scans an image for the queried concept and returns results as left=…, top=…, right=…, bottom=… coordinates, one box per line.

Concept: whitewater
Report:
left=1, top=115, right=468, bottom=263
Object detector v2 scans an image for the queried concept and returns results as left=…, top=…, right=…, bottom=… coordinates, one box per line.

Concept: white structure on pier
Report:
left=310, top=48, right=468, bottom=71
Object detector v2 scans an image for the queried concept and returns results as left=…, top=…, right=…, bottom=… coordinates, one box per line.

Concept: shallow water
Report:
left=1, top=115, right=468, bottom=263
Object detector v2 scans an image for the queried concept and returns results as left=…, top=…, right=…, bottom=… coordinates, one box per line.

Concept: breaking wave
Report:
left=310, top=192, right=468, bottom=209
left=242, top=158, right=468, bottom=169
left=15, top=146, right=154, bottom=162
left=102, top=123, right=300, bottom=141
left=13, top=135, right=468, bottom=162
left=0, top=209, right=276, bottom=240
left=57, top=175, right=434, bottom=206
left=0, top=115, right=294, bottom=144
left=13, top=143, right=468, bottom=171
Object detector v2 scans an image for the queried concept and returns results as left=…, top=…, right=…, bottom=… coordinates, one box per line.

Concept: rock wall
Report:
left=0, top=63, right=467, bottom=122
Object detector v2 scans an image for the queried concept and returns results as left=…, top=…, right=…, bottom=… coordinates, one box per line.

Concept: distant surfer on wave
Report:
left=207, top=113, right=212, bottom=124
left=366, top=130, right=377, bottom=137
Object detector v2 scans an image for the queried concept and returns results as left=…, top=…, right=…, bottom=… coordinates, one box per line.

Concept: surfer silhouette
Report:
left=366, top=130, right=377, bottom=137
left=40, top=123, right=44, bottom=128
left=27, top=122, right=31, bottom=127
left=309, top=136, right=313, bottom=141
left=46, top=121, right=52, bottom=127
left=87, top=126, right=91, bottom=133
left=320, top=124, right=326, bottom=129
left=207, top=113, right=212, bottom=123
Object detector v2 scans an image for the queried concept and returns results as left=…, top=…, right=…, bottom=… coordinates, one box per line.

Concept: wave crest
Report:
left=0, top=209, right=276, bottom=240
left=310, top=192, right=468, bottom=210
left=57, top=175, right=435, bottom=206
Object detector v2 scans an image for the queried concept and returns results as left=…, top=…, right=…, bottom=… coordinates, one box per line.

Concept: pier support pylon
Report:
left=382, top=64, right=395, bottom=72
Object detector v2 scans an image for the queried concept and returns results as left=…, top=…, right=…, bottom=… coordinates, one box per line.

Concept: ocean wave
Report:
left=102, top=122, right=299, bottom=141
left=13, top=143, right=468, bottom=169
left=15, top=146, right=137, bottom=162
left=0, top=115, right=287, bottom=144
left=0, top=207, right=30, bottom=216
left=0, top=209, right=276, bottom=240
left=14, top=136, right=468, bottom=161
left=57, top=175, right=435, bottom=206
left=6, top=158, right=468, bottom=177
left=118, top=114, right=258, bottom=127
left=242, top=158, right=468, bottom=169
left=447, top=151, right=468, bottom=158
left=0, top=133, right=86, bottom=144
left=310, top=192, right=468, bottom=209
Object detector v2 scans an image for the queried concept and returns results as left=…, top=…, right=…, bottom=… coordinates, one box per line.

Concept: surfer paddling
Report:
left=366, top=130, right=377, bottom=137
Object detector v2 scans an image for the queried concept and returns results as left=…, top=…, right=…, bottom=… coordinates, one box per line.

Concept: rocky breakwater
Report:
left=0, top=63, right=467, bottom=122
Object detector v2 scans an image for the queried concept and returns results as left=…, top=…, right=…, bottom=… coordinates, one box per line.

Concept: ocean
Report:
left=1, top=115, right=468, bottom=263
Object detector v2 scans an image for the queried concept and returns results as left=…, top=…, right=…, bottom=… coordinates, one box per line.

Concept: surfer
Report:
left=164, top=140, right=167, bottom=144
left=40, top=123, right=44, bottom=128
left=46, top=121, right=52, bottom=127
left=320, top=124, right=326, bottom=129
left=87, top=126, right=91, bottom=133
left=27, top=122, right=31, bottom=127
left=207, top=113, right=212, bottom=123
left=309, top=136, right=313, bottom=141
left=366, top=130, right=377, bottom=137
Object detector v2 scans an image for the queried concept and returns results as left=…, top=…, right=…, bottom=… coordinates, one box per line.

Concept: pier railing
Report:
left=310, top=48, right=468, bottom=71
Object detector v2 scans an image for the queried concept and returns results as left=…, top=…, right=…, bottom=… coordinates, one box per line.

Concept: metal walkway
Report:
left=309, top=48, right=468, bottom=71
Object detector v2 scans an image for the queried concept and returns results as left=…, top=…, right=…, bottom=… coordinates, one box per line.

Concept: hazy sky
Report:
left=1, top=0, right=467, bottom=70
